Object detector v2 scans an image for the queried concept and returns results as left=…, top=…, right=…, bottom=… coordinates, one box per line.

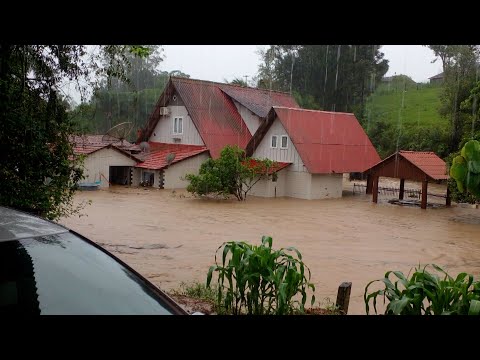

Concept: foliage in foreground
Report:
left=0, top=45, right=150, bottom=220
left=364, top=264, right=480, bottom=315
left=185, top=145, right=277, bottom=201
left=207, top=236, right=315, bottom=315
left=171, top=281, right=226, bottom=314
left=449, top=139, right=480, bottom=201
left=174, top=281, right=218, bottom=301
left=0, top=46, right=86, bottom=219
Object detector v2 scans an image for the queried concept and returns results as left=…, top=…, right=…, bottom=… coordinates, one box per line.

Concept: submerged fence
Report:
left=352, top=183, right=447, bottom=199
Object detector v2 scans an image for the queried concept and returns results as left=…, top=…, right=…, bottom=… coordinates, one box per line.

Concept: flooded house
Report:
left=73, top=77, right=381, bottom=200
left=245, top=107, right=381, bottom=199
left=134, top=76, right=298, bottom=189
left=71, top=135, right=142, bottom=188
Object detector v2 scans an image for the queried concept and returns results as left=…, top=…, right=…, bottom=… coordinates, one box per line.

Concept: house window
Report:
left=271, top=135, right=278, bottom=148
left=281, top=135, right=288, bottom=149
left=173, top=117, right=183, bottom=134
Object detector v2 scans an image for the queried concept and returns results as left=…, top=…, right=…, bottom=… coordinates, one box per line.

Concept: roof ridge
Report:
left=171, top=76, right=293, bottom=96
left=148, top=141, right=206, bottom=146
left=400, top=150, right=436, bottom=154
left=273, top=106, right=355, bottom=116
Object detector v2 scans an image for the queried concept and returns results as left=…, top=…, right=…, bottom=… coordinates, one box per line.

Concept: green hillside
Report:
left=363, top=75, right=449, bottom=158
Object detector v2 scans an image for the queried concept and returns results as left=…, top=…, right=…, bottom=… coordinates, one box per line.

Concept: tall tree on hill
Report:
left=428, top=45, right=480, bottom=152
left=255, top=45, right=389, bottom=119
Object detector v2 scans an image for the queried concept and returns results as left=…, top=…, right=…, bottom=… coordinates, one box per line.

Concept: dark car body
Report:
left=0, top=206, right=187, bottom=315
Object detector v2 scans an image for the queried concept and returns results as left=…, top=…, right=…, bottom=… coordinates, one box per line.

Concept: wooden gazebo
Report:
left=364, top=151, right=450, bottom=209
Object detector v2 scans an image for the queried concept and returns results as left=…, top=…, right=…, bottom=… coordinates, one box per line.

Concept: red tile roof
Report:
left=71, top=135, right=139, bottom=155
left=399, top=151, right=448, bottom=180
left=139, top=77, right=299, bottom=158
left=247, top=107, right=381, bottom=174
left=171, top=77, right=251, bottom=159
left=243, top=159, right=291, bottom=175
left=218, top=84, right=299, bottom=118
left=135, top=142, right=208, bottom=170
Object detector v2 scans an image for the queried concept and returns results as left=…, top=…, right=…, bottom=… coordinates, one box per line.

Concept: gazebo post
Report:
left=399, top=178, right=405, bottom=200
left=446, top=186, right=451, bottom=207
left=421, top=179, right=428, bottom=209
left=372, top=176, right=379, bottom=203
left=366, top=174, right=373, bottom=194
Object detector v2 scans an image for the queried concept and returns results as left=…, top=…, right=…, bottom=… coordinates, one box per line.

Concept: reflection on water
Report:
left=60, top=183, right=480, bottom=315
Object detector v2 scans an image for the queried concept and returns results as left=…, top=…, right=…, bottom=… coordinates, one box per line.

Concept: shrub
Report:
left=449, top=139, right=480, bottom=200
left=185, top=145, right=277, bottom=201
left=364, top=264, right=480, bottom=315
left=207, top=236, right=315, bottom=315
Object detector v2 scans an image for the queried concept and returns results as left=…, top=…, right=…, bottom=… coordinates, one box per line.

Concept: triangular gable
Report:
left=138, top=77, right=252, bottom=159
left=246, top=107, right=381, bottom=174
left=366, top=151, right=448, bottom=181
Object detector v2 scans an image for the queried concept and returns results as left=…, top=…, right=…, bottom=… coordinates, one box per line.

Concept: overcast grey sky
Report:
left=161, top=45, right=443, bottom=84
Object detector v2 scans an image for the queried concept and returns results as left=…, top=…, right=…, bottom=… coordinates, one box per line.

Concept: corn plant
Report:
left=364, top=264, right=480, bottom=315
left=206, top=236, right=315, bottom=315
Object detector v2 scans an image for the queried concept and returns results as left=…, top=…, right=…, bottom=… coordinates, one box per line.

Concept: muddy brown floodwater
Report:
left=60, top=180, right=480, bottom=315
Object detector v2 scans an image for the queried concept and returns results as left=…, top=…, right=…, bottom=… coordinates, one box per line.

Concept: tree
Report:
left=460, top=80, right=480, bottom=136
left=72, top=49, right=192, bottom=140
left=427, top=45, right=480, bottom=153
left=74, top=45, right=167, bottom=137
left=0, top=45, right=150, bottom=219
left=256, top=45, right=389, bottom=120
left=225, top=77, right=248, bottom=87
left=168, top=70, right=190, bottom=78
left=185, top=145, right=277, bottom=201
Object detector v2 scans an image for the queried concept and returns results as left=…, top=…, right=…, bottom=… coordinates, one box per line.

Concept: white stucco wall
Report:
left=82, top=148, right=136, bottom=188
left=149, top=105, right=204, bottom=145
left=248, top=168, right=287, bottom=198
left=252, top=117, right=307, bottom=173
left=310, top=174, right=343, bottom=199
left=163, top=152, right=210, bottom=189
left=232, top=99, right=262, bottom=135
left=250, top=171, right=343, bottom=200
left=285, top=171, right=312, bottom=199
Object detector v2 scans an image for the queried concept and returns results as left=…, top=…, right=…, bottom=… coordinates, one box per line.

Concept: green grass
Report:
left=173, top=281, right=218, bottom=302
left=365, top=82, right=447, bottom=131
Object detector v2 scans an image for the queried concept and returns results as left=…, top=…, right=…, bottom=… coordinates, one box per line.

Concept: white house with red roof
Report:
left=244, top=107, right=381, bottom=199
left=72, top=77, right=381, bottom=199
left=71, top=135, right=142, bottom=188
left=133, top=76, right=299, bottom=189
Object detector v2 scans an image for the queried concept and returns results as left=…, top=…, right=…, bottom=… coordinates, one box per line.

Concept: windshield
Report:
left=0, top=232, right=179, bottom=315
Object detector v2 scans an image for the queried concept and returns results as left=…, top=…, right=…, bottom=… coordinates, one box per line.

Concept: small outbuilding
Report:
left=429, top=72, right=444, bottom=85
left=364, top=151, right=450, bottom=209
left=72, top=135, right=142, bottom=188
